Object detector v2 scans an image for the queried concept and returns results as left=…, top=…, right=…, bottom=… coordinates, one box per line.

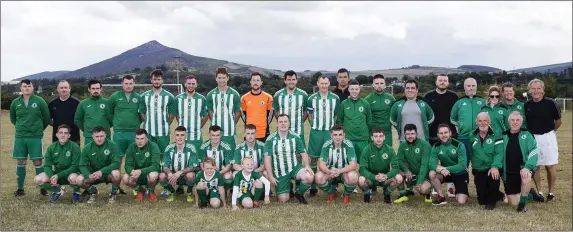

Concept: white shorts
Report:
left=533, top=131, right=559, bottom=166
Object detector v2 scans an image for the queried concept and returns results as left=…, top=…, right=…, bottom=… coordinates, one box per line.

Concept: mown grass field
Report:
left=1, top=110, right=571, bottom=230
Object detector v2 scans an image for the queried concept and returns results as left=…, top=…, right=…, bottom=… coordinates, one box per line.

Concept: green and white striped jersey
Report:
left=307, top=92, right=340, bottom=131
left=273, top=88, right=308, bottom=137
left=175, top=92, right=207, bottom=141
left=264, top=132, right=306, bottom=177
left=206, top=87, right=241, bottom=137
left=232, top=140, right=265, bottom=169
left=199, top=141, right=233, bottom=171
left=163, top=143, right=200, bottom=172
left=140, top=89, right=176, bottom=137
left=320, top=139, right=357, bottom=169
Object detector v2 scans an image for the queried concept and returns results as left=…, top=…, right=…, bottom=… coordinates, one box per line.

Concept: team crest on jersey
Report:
left=420, top=102, right=425, bottom=107
left=385, top=99, right=391, bottom=104
left=31, top=103, right=38, bottom=108
left=104, top=149, right=110, bottom=155
left=498, top=110, right=503, bottom=114
left=486, top=139, right=492, bottom=144
left=415, top=148, right=420, bottom=154
left=521, top=135, right=527, bottom=139
left=132, top=98, right=138, bottom=103
left=358, top=107, right=364, bottom=112
left=517, top=105, right=522, bottom=109
left=477, top=101, right=482, bottom=105
left=66, top=151, right=71, bottom=157
left=260, top=101, right=265, bottom=105
left=100, top=104, right=105, bottom=109
left=145, top=152, right=150, bottom=157
left=451, top=149, right=456, bottom=154
left=382, top=153, right=388, bottom=159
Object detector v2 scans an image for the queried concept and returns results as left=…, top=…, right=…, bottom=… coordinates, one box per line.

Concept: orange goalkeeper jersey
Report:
left=241, top=91, right=273, bottom=138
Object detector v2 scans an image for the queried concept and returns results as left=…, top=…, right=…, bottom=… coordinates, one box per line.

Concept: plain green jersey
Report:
left=232, top=140, right=266, bottom=169
left=273, top=88, right=309, bottom=137
left=140, top=89, right=176, bottom=137
left=107, top=90, right=143, bottom=132
left=396, top=138, right=432, bottom=185
left=500, top=100, right=526, bottom=128
left=469, top=127, right=504, bottom=171
left=206, top=87, right=241, bottom=137
left=163, top=143, right=200, bottom=172
left=307, top=92, right=340, bottom=131
left=124, top=141, right=161, bottom=176
left=10, top=94, right=51, bottom=138
left=359, top=143, right=400, bottom=181
left=74, top=96, right=112, bottom=138
left=337, top=97, right=372, bottom=141
left=264, top=132, right=306, bottom=178
left=78, top=139, right=120, bottom=179
left=193, top=170, right=223, bottom=192
left=319, top=139, right=357, bottom=169
left=175, top=92, right=207, bottom=141
left=480, top=104, right=509, bottom=135
left=365, top=91, right=395, bottom=131
left=43, top=140, right=81, bottom=178
left=199, top=141, right=233, bottom=171
left=450, top=96, right=486, bottom=138
left=429, top=138, right=467, bottom=174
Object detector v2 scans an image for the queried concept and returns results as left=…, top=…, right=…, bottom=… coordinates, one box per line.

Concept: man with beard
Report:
left=424, top=74, right=458, bottom=145
left=75, top=79, right=112, bottom=146
left=241, top=72, right=273, bottom=142
left=273, top=70, right=309, bottom=142
left=49, top=80, right=81, bottom=144
left=140, top=69, right=176, bottom=152
left=206, top=67, right=242, bottom=150
left=175, top=75, right=208, bottom=150
left=365, top=74, right=395, bottom=146
left=390, top=79, right=434, bottom=142
left=333, top=68, right=351, bottom=101
left=108, top=75, right=142, bottom=157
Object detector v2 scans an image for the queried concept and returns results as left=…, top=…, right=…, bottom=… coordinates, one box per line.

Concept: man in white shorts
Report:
left=524, top=78, right=562, bottom=201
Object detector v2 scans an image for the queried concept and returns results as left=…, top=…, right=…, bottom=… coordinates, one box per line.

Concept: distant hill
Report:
left=511, top=62, right=572, bottom=74
left=15, top=70, right=70, bottom=81
left=457, top=65, right=501, bottom=72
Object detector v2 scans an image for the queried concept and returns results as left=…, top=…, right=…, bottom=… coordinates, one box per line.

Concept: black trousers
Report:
left=472, top=169, right=503, bottom=205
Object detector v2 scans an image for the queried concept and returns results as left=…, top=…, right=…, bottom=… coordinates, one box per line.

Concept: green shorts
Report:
left=13, top=137, right=43, bottom=160
left=350, top=140, right=369, bottom=161
left=51, top=172, right=74, bottom=185
left=149, top=135, right=170, bottom=152
left=208, top=188, right=221, bottom=199
left=237, top=192, right=253, bottom=204
left=113, top=132, right=135, bottom=156
left=308, top=129, right=331, bottom=158
left=186, top=139, right=203, bottom=151
left=275, top=164, right=303, bottom=195
left=221, top=136, right=237, bottom=150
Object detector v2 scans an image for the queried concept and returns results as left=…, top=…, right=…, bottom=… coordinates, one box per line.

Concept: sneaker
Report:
left=343, top=195, right=350, bottom=205
left=309, top=188, right=318, bottom=197
left=532, top=191, right=545, bottom=202
left=87, top=194, right=96, bottom=204
left=160, top=190, right=172, bottom=198
left=424, top=193, right=433, bottom=203
left=48, top=190, right=64, bottom=203
left=118, top=187, right=127, bottom=195
left=165, top=193, right=175, bottom=202
left=148, top=191, right=158, bottom=202
left=363, top=193, right=372, bottom=203
left=432, top=195, right=447, bottom=205
left=14, top=189, right=25, bottom=197
left=393, top=196, right=409, bottom=204
left=72, top=192, right=81, bottom=203
left=446, top=183, right=455, bottom=198
left=384, top=194, right=392, bottom=204
left=253, top=201, right=260, bottom=208
left=40, top=188, right=48, bottom=196
left=546, top=193, right=555, bottom=201
left=135, top=191, right=145, bottom=202
left=294, top=192, right=308, bottom=204
left=186, top=194, right=194, bottom=203
left=108, top=193, right=117, bottom=204
left=352, top=189, right=358, bottom=194
left=516, top=202, right=527, bottom=212
left=327, top=193, right=337, bottom=203
left=175, top=187, right=185, bottom=196
left=132, top=189, right=138, bottom=197
left=431, top=188, right=437, bottom=196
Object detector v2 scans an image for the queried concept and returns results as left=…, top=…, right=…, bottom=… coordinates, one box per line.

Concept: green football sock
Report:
left=16, top=164, right=26, bottom=190
left=186, top=181, right=194, bottom=193
left=111, top=185, right=119, bottom=194
left=254, top=187, right=264, bottom=201
left=197, top=189, right=207, bottom=203
left=88, top=186, right=97, bottom=194
left=520, top=195, right=528, bottom=204
left=318, top=181, right=335, bottom=194
left=34, top=164, right=43, bottom=175
left=161, top=181, right=175, bottom=193
left=134, top=185, right=142, bottom=192
left=72, top=184, right=80, bottom=193
left=527, top=192, right=533, bottom=200
left=39, top=183, right=60, bottom=193
left=296, top=182, right=311, bottom=195
left=294, top=180, right=300, bottom=191
left=398, top=186, right=407, bottom=197
left=343, top=182, right=356, bottom=196
left=384, top=186, right=393, bottom=196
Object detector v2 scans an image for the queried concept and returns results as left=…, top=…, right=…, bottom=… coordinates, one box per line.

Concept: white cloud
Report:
left=1, top=1, right=571, bottom=80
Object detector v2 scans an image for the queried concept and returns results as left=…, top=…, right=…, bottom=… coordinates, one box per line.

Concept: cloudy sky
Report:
left=1, top=1, right=572, bottom=80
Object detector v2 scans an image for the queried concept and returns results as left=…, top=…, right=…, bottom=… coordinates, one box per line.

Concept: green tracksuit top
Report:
left=429, top=138, right=467, bottom=174
left=10, top=94, right=51, bottom=138
left=74, top=96, right=112, bottom=137
left=359, top=143, right=399, bottom=181
left=364, top=91, right=395, bottom=131
left=396, top=138, right=431, bottom=185
left=500, top=100, right=527, bottom=128
left=124, top=141, right=161, bottom=176
left=500, top=129, right=538, bottom=182
left=107, top=90, right=143, bottom=132
left=469, top=127, right=503, bottom=171
left=450, top=96, right=486, bottom=138
left=390, top=97, right=435, bottom=140
left=43, top=140, right=81, bottom=178
left=78, top=139, right=120, bottom=179
left=337, top=97, right=372, bottom=141
left=479, top=104, right=509, bottom=135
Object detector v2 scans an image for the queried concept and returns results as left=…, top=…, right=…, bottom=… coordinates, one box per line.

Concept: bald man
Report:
left=469, top=112, right=504, bottom=210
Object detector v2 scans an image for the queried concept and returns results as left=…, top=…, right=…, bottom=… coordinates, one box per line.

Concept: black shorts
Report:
left=504, top=171, right=535, bottom=195
left=443, top=173, right=469, bottom=195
